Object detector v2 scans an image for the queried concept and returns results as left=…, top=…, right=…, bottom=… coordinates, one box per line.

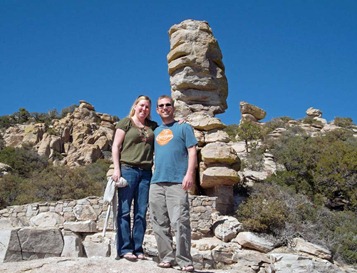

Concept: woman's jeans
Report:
left=116, top=164, right=151, bottom=257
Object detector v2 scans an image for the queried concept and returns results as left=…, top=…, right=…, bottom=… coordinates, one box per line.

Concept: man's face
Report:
left=156, top=98, right=174, bottom=119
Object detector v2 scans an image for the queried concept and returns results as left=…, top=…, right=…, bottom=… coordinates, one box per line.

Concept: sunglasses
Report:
left=157, top=103, right=172, bottom=108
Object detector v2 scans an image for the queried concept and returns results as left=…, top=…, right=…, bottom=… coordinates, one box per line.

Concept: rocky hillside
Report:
left=1, top=100, right=116, bottom=168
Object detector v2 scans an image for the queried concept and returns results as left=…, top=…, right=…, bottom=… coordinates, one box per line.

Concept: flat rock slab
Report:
left=0, top=256, right=236, bottom=273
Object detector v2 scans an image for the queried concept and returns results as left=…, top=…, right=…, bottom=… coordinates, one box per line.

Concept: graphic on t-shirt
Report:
left=156, top=129, right=173, bottom=146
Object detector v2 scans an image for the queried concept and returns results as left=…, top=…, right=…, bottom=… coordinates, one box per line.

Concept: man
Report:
left=149, top=95, right=197, bottom=272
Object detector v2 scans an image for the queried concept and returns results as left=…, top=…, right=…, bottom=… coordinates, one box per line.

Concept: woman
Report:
left=111, top=95, right=158, bottom=261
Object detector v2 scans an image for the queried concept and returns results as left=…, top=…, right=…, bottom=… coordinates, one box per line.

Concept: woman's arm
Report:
left=111, top=128, right=125, bottom=181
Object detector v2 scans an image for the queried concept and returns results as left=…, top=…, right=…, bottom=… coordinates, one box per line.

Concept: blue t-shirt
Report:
left=151, top=121, right=198, bottom=184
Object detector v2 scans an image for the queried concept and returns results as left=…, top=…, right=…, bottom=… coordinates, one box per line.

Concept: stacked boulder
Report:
left=167, top=19, right=240, bottom=214
left=239, top=101, right=266, bottom=123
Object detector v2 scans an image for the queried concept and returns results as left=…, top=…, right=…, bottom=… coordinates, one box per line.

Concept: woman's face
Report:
left=134, top=99, right=151, bottom=119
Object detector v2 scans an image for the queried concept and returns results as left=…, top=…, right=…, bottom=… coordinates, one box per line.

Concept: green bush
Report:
left=0, top=174, right=25, bottom=208
left=0, top=115, right=14, bottom=129
left=61, top=104, right=78, bottom=118
left=301, top=116, right=323, bottom=126
left=0, top=146, right=48, bottom=178
left=237, top=183, right=288, bottom=234
left=23, top=165, right=104, bottom=202
left=268, top=130, right=357, bottom=211
left=333, top=117, right=354, bottom=128
left=331, top=210, right=357, bottom=264
left=0, top=133, right=5, bottom=150
left=236, top=121, right=263, bottom=152
left=241, top=146, right=265, bottom=171
left=224, top=124, right=239, bottom=141
left=0, top=159, right=110, bottom=208
left=236, top=182, right=357, bottom=265
left=0, top=145, right=110, bottom=208
left=262, top=117, right=291, bottom=135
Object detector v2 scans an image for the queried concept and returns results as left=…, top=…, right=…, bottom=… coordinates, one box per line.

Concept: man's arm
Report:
left=182, top=145, right=197, bottom=191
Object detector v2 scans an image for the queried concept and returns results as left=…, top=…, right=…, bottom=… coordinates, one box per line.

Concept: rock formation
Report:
left=167, top=19, right=228, bottom=116
left=239, top=101, right=266, bottom=123
left=306, top=106, right=322, bottom=118
left=2, top=101, right=117, bottom=167
left=167, top=19, right=239, bottom=214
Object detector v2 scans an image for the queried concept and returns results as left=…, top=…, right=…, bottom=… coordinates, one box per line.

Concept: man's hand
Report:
left=182, top=172, right=195, bottom=191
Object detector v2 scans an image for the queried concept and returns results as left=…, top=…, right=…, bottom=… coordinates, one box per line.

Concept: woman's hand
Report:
left=112, top=169, right=121, bottom=182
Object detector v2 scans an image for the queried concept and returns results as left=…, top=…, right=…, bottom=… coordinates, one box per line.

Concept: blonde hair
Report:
left=128, top=95, right=152, bottom=120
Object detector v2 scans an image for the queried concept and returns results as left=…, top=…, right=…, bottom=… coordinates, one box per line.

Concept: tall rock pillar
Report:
left=167, top=19, right=240, bottom=215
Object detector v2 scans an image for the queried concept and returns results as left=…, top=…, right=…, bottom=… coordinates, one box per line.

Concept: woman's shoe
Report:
left=157, top=261, right=172, bottom=268
left=181, top=265, right=194, bottom=272
left=137, top=254, right=147, bottom=260
left=123, top=253, right=137, bottom=261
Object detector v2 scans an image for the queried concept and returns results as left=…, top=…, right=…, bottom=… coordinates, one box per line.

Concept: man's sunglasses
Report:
left=157, top=103, right=172, bottom=108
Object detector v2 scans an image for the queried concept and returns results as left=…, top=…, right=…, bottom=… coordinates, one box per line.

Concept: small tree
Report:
left=236, top=121, right=263, bottom=152
left=14, top=108, right=31, bottom=123
left=61, top=104, right=78, bottom=118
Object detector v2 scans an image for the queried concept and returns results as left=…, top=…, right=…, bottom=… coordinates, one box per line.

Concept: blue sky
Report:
left=1, top=0, right=356, bottom=125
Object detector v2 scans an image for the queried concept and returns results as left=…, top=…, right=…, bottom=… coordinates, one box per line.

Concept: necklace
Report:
left=138, top=126, right=149, bottom=142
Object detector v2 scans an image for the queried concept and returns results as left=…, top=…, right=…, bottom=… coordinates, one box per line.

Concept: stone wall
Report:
left=0, top=195, right=216, bottom=236
left=0, top=195, right=216, bottom=262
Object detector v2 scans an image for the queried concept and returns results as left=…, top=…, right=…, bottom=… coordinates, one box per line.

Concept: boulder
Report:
left=235, top=232, right=275, bottom=253
left=240, top=102, right=266, bottom=120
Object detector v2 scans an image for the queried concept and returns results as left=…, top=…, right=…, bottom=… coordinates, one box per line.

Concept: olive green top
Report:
left=115, top=117, right=158, bottom=170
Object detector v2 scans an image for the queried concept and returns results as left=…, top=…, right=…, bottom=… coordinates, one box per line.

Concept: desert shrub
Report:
left=236, top=183, right=288, bottom=234
left=224, top=124, right=239, bottom=141
left=241, top=145, right=265, bottom=171
left=61, top=104, right=78, bottom=118
left=323, top=128, right=354, bottom=142
left=0, top=159, right=110, bottom=208
left=267, top=135, right=317, bottom=196
left=268, top=130, right=357, bottom=212
left=329, top=210, right=357, bottom=264
left=236, top=182, right=357, bottom=264
left=301, top=116, right=323, bottom=126
left=0, top=115, right=14, bottom=129
left=0, top=174, right=25, bottom=208
left=31, top=110, right=59, bottom=126
left=84, top=159, right=111, bottom=183
left=16, top=163, right=109, bottom=204
left=262, top=117, right=291, bottom=135
left=314, top=139, right=357, bottom=211
left=333, top=117, right=354, bottom=128
left=13, top=108, right=31, bottom=124
left=46, top=126, right=60, bottom=136
left=0, top=133, right=5, bottom=150
left=0, top=146, right=48, bottom=178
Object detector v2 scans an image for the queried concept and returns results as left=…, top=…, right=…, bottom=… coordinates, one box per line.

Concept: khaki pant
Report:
left=149, top=182, right=192, bottom=267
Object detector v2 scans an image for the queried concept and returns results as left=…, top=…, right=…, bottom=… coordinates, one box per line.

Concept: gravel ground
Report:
left=0, top=257, right=234, bottom=273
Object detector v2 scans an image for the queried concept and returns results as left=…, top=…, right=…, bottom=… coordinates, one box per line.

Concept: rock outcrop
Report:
left=2, top=101, right=117, bottom=167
